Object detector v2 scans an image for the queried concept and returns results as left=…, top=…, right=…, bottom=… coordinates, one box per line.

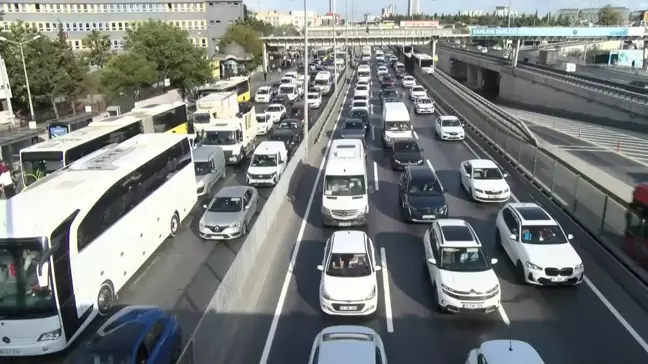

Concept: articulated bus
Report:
left=46, top=112, right=94, bottom=138
left=19, top=115, right=144, bottom=187
left=412, top=53, right=436, bottom=74
left=0, top=133, right=196, bottom=356
left=126, top=101, right=191, bottom=134
left=625, top=183, right=648, bottom=268
left=197, top=76, right=251, bottom=102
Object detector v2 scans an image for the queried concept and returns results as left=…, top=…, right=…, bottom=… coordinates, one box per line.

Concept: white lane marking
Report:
left=258, top=73, right=353, bottom=364
left=373, top=161, right=380, bottom=191
left=425, top=159, right=436, bottom=172
left=371, top=125, right=375, bottom=140
left=413, top=131, right=419, bottom=139
left=380, top=247, right=394, bottom=333
left=497, top=305, right=512, bottom=326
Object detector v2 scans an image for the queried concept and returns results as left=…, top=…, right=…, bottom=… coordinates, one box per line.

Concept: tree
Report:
left=219, top=24, right=264, bottom=70
left=123, top=20, right=211, bottom=91
left=598, top=5, right=622, bottom=25
left=54, top=27, right=90, bottom=115
left=82, top=30, right=112, bottom=68
left=100, top=52, right=158, bottom=98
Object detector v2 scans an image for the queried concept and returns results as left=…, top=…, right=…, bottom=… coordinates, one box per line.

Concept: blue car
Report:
left=75, top=306, right=182, bottom=364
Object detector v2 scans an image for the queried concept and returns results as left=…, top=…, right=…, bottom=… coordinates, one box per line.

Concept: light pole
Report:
left=332, top=0, right=338, bottom=83
left=507, top=0, right=513, bottom=27
left=0, top=35, right=41, bottom=122
left=303, top=0, right=309, bottom=149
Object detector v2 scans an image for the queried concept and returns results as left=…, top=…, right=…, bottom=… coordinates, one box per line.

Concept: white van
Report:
left=357, top=65, right=371, bottom=83
left=382, top=102, right=413, bottom=148
left=246, top=141, right=288, bottom=186
left=322, top=139, right=368, bottom=227
left=314, top=71, right=332, bottom=95
left=278, top=83, right=299, bottom=101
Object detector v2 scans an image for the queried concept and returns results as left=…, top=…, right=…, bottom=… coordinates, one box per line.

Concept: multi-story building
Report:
left=459, top=10, right=485, bottom=17
left=0, top=57, right=12, bottom=124
left=554, top=7, right=630, bottom=24
left=255, top=10, right=319, bottom=28
left=381, top=4, right=396, bottom=18
left=320, top=12, right=341, bottom=26
left=407, top=0, right=420, bottom=16
left=0, top=1, right=244, bottom=57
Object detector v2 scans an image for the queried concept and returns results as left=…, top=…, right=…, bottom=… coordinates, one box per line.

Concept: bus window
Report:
left=236, top=80, right=249, bottom=96
left=151, top=105, right=187, bottom=133
left=21, top=151, right=64, bottom=186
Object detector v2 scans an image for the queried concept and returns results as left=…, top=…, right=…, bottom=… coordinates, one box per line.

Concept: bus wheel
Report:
left=97, top=282, right=115, bottom=316
left=170, top=212, right=180, bottom=237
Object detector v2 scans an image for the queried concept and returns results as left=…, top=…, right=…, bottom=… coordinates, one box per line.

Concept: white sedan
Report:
left=307, top=92, right=322, bottom=108
left=409, top=85, right=427, bottom=100
left=354, top=85, right=370, bottom=98
left=402, top=75, right=416, bottom=88
left=351, top=100, right=370, bottom=114
left=377, top=66, right=389, bottom=76
left=435, top=115, right=464, bottom=140
left=357, top=79, right=370, bottom=88
left=415, top=97, right=435, bottom=114
left=265, top=104, right=286, bottom=123
left=460, top=159, right=511, bottom=202
left=308, top=326, right=388, bottom=364
left=318, top=230, right=381, bottom=316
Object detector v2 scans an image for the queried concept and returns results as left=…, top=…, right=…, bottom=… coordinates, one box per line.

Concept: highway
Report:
left=223, top=65, right=648, bottom=364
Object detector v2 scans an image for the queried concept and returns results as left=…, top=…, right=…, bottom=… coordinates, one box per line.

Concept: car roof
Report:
left=439, top=115, right=459, bottom=120
left=258, top=86, right=271, bottom=90
left=407, top=165, right=435, bottom=179
left=436, top=219, right=479, bottom=247
left=216, top=185, right=250, bottom=198
left=466, top=159, right=498, bottom=168
left=318, top=326, right=378, bottom=364
left=507, top=203, right=556, bottom=225
left=480, top=340, right=545, bottom=364
left=331, top=230, right=368, bottom=254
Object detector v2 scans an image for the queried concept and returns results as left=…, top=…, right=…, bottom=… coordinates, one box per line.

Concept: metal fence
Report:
left=176, top=67, right=350, bottom=363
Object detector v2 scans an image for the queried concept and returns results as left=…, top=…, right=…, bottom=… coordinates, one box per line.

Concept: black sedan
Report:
left=380, top=83, right=395, bottom=95
left=276, top=118, right=304, bottom=141
left=349, top=109, right=370, bottom=129
left=269, top=129, right=299, bottom=156
left=340, top=118, right=367, bottom=141
left=381, top=89, right=399, bottom=101
left=399, top=166, right=448, bottom=223
left=391, top=139, right=424, bottom=170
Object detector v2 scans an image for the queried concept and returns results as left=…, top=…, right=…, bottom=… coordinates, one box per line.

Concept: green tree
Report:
left=598, top=5, right=622, bottom=25
left=82, top=30, right=112, bottom=68
left=53, top=26, right=90, bottom=115
left=123, top=20, right=211, bottom=91
left=219, top=24, right=264, bottom=71
left=100, top=52, right=158, bottom=98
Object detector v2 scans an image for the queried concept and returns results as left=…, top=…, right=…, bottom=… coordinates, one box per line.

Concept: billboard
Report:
left=470, top=27, right=642, bottom=37
left=400, top=20, right=440, bottom=27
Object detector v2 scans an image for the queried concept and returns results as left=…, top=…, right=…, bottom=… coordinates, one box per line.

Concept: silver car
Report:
left=198, top=186, right=259, bottom=240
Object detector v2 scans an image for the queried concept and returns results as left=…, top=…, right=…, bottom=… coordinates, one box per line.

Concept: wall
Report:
left=205, top=1, right=244, bottom=56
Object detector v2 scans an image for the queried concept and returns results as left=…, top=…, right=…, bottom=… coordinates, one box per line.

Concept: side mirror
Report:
left=37, top=261, right=50, bottom=289
left=375, top=265, right=382, bottom=271
left=202, top=204, right=208, bottom=209
left=502, top=173, right=509, bottom=178
left=509, top=234, right=517, bottom=240
left=567, top=234, right=574, bottom=240
left=427, top=257, right=437, bottom=265
left=244, top=204, right=250, bottom=210
left=420, top=148, right=424, bottom=152
left=490, top=258, right=499, bottom=265
left=317, top=265, right=324, bottom=271
left=464, top=173, right=470, bottom=178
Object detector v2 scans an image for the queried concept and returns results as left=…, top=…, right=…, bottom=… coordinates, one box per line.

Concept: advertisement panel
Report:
left=400, top=20, right=440, bottom=27
left=470, top=26, right=637, bottom=37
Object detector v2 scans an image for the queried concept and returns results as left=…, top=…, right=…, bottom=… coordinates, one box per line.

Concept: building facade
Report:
left=0, top=0, right=244, bottom=57
left=255, top=10, right=319, bottom=28
left=407, top=0, right=420, bottom=16
left=0, top=57, right=12, bottom=123
left=554, top=7, right=630, bottom=24
left=381, top=5, right=395, bottom=18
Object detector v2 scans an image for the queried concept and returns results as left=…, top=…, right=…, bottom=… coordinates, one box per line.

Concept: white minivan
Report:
left=278, top=83, right=299, bottom=102
left=382, top=102, right=413, bottom=148
left=246, top=141, right=288, bottom=186
left=314, top=71, right=332, bottom=95
left=322, top=139, right=368, bottom=227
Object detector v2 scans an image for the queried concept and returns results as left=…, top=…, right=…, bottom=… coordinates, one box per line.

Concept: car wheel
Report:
left=97, top=282, right=115, bottom=316
left=170, top=212, right=180, bottom=237
left=516, top=261, right=528, bottom=285
left=432, top=286, right=444, bottom=313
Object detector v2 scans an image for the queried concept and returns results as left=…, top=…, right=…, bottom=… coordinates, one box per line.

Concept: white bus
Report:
left=413, top=53, right=435, bottom=74
left=0, top=133, right=196, bottom=356
left=125, top=101, right=191, bottom=134
left=19, top=115, right=144, bottom=187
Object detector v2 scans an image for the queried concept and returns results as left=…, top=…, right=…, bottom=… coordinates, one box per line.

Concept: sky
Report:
left=248, top=0, right=648, bottom=19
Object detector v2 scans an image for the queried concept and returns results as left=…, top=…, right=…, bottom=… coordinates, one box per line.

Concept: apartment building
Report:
left=0, top=1, right=244, bottom=56
left=255, top=10, right=319, bottom=28
left=0, top=57, right=12, bottom=124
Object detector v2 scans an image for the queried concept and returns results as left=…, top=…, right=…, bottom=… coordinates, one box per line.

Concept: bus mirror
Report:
left=37, top=261, right=50, bottom=289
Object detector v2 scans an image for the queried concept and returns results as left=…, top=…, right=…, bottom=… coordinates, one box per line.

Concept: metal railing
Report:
left=438, top=44, right=648, bottom=101
left=175, top=68, right=350, bottom=364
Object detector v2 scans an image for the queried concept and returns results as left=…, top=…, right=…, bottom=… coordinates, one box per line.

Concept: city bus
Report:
left=126, top=102, right=190, bottom=134
left=0, top=133, right=196, bottom=356
left=412, top=53, right=436, bottom=74
left=197, top=76, right=251, bottom=102
left=625, top=183, right=648, bottom=268
left=19, top=115, right=144, bottom=187
left=46, top=112, right=94, bottom=138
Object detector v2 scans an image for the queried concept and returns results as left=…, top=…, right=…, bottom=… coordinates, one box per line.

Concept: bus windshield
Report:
left=420, top=59, right=435, bottom=68
left=21, top=151, right=64, bottom=186
left=0, top=238, right=57, bottom=318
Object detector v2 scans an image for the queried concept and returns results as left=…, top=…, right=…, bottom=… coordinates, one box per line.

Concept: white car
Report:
left=466, top=340, right=544, bottom=364
left=460, top=159, right=510, bottom=202
left=317, top=230, right=381, bottom=316
left=256, top=113, right=272, bottom=135
left=495, top=202, right=584, bottom=286
left=254, top=86, right=272, bottom=103
left=402, top=75, right=416, bottom=88
left=409, top=85, right=427, bottom=100
left=308, top=326, right=388, bottom=364
left=354, top=84, right=370, bottom=98
left=357, top=79, right=370, bottom=88
left=307, top=92, right=322, bottom=108
left=435, top=115, right=465, bottom=140
left=351, top=100, right=370, bottom=114
left=423, top=219, right=501, bottom=314
left=352, top=94, right=369, bottom=104
left=377, top=66, right=389, bottom=76
left=284, top=71, right=298, bottom=80
left=481, top=47, right=488, bottom=53
left=415, top=97, right=435, bottom=114
left=265, top=104, right=286, bottom=123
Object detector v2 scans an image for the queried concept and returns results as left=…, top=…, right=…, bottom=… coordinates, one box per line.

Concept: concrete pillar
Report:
left=476, top=68, right=484, bottom=88
left=432, top=39, right=437, bottom=58
left=644, top=40, right=648, bottom=71
left=512, top=39, right=521, bottom=68
left=467, top=65, right=479, bottom=88
left=262, top=42, right=268, bottom=74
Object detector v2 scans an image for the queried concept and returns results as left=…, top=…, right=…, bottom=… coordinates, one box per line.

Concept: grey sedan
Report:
left=198, top=186, right=259, bottom=240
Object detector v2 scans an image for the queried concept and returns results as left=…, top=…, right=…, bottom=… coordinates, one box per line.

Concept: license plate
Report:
left=210, top=235, right=225, bottom=240
left=463, top=303, right=485, bottom=309
left=550, top=277, right=566, bottom=282
left=0, top=350, right=20, bottom=355
left=339, top=305, right=357, bottom=311
left=338, top=222, right=352, bottom=227
left=422, top=215, right=435, bottom=219
left=488, top=195, right=500, bottom=199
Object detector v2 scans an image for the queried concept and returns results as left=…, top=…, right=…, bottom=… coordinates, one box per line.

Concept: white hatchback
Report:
left=308, top=326, right=388, bottom=364
left=254, top=86, right=272, bottom=103
left=402, top=75, right=416, bottom=88
left=409, top=85, right=427, bottom=100
left=460, top=159, right=510, bottom=202
left=354, top=84, right=370, bottom=98
left=377, top=66, right=389, bottom=76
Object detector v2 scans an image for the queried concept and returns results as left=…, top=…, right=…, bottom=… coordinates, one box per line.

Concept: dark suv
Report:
left=398, top=166, right=448, bottom=223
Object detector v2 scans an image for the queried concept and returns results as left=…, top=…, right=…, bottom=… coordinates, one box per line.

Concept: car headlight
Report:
left=199, top=221, right=205, bottom=230
left=38, top=328, right=61, bottom=342
left=364, top=286, right=377, bottom=299
left=385, top=135, right=391, bottom=142
left=503, top=188, right=510, bottom=193
left=486, top=284, right=500, bottom=294
left=575, top=263, right=584, bottom=271
left=321, top=289, right=333, bottom=300
left=525, top=261, right=542, bottom=271
left=230, top=221, right=242, bottom=229
left=475, top=189, right=484, bottom=193
left=441, top=284, right=457, bottom=293
left=196, top=179, right=204, bottom=188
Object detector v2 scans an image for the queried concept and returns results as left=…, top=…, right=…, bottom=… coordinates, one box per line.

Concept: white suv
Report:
left=409, top=85, right=427, bottom=100
left=423, top=219, right=501, bottom=314
left=318, top=230, right=381, bottom=316
left=460, top=159, right=510, bottom=202
left=377, top=66, right=389, bottom=76
left=402, top=75, right=416, bottom=88
left=465, top=340, right=544, bottom=364
left=495, top=203, right=584, bottom=286
left=254, top=86, right=272, bottom=103
left=308, top=326, right=388, bottom=364
left=415, top=97, right=435, bottom=114
left=435, top=115, right=465, bottom=140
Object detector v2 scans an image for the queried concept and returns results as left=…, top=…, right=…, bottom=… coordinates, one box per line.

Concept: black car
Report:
left=399, top=166, right=448, bottom=223
left=394, top=70, right=406, bottom=79
left=391, top=139, right=424, bottom=170
left=270, top=82, right=281, bottom=95
left=270, top=94, right=292, bottom=108
left=382, top=76, right=395, bottom=86
left=288, top=103, right=307, bottom=122
left=381, top=89, right=398, bottom=101
left=380, top=83, right=395, bottom=94
left=269, top=129, right=299, bottom=156
left=277, top=118, right=304, bottom=141
left=349, top=109, right=370, bottom=129
left=340, top=118, right=367, bottom=140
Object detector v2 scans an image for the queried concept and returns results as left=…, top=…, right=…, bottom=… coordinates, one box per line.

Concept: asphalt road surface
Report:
left=223, top=65, right=648, bottom=364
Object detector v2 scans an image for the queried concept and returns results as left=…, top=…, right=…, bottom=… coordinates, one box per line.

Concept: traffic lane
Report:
left=423, top=76, right=648, bottom=362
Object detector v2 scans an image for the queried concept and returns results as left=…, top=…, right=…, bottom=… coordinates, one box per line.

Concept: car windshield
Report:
left=269, top=133, right=290, bottom=142
left=441, top=118, right=461, bottom=127
left=279, top=121, right=298, bottom=129
left=257, top=115, right=269, bottom=123
left=209, top=197, right=242, bottom=212
left=379, top=67, right=387, bottom=72
left=383, top=77, right=394, bottom=82
left=472, top=167, right=503, bottom=180
left=326, top=253, right=371, bottom=277
left=355, top=86, right=368, bottom=91
left=404, top=77, right=414, bottom=81
left=194, top=161, right=212, bottom=176
left=412, top=87, right=425, bottom=92
left=324, top=175, right=366, bottom=196
left=20, top=151, right=64, bottom=186
left=193, top=112, right=210, bottom=124
left=439, top=247, right=490, bottom=272
left=383, top=92, right=398, bottom=99
left=408, top=177, right=443, bottom=196
left=381, top=84, right=394, bottom=89
left=358, top=71, right=370, bottom=77
left=353, top=101, right=367, bottom=108
left=393, top=142, right=420, bottom=153
left=385, top=122, right=411, bottom=131
left=307, top=93, right=319, bottom=99
left=203, top=131, right=236, bottom=145
left=520, top=225, right=567, bottom=245
left=315, top=79, right=329, bottom=85
left=75, top=351, right=131, bottom=364
left=279, top=86, right=295, bottom=94
left=267, top=106, right=282, bottom=112
left=350, top=111, right=368, bottom=119
left=251, top=154, right=278, bottom=167
left=418, top=98, right=432, bottom=104
left=344, top=121, right=364, bottom=130
left=257, top=88, right=269, bottom=94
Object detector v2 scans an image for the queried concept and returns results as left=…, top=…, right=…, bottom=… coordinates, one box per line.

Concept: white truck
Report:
left=192, top=91, right=239, bottom=134
left=314, top=71, right=332, bottom=95
left=201, top=106, right=258, bottom=165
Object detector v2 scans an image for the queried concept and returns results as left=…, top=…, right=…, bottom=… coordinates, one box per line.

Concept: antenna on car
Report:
left=508, top=340, right=513, bottom=351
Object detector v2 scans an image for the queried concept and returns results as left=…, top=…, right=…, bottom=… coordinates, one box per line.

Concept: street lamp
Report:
left=303, top=0, right=309, bottom=149
left=0, top=34, right=41, bottom=122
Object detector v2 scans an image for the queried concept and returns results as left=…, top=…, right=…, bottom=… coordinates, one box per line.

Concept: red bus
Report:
left=625, top=184, right=648, bottom=268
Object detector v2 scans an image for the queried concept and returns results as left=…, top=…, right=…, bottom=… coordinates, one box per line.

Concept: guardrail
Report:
left=437, top=44, right=648, bottom=102
left=408, top=61, right=648, bottom=308
left=175, top=68, right=350, bottom=363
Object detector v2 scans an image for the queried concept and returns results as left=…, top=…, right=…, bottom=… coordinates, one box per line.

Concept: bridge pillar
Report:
left=466, top=65, right=482, bottom=88
left=511, top=39, right=521, bottom=68
left=644, top=40, right=648, bottom=71
left=430, top=39, right=437, bottom=58
left=262, top=42, right=268, bottom=74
